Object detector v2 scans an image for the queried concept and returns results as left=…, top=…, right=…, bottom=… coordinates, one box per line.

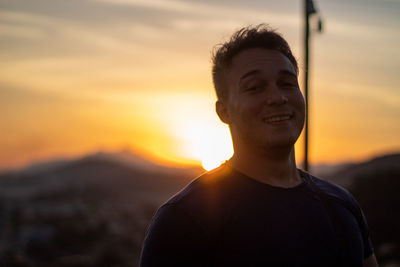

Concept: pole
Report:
left=303, top=0, right=311, bottom=171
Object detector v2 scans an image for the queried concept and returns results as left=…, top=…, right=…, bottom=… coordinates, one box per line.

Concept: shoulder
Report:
left=301, top=169, right=355, bottom=204
left=300, top=170, right=375, bottom=258
left=165, top=161, right=235, bottom=207
left=300, top=170, right=364, bottom=219
left=155, top=162, right=236, bottom=234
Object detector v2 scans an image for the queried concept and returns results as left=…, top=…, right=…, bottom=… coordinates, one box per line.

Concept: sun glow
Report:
left=179, top=123, right=233, bottom=171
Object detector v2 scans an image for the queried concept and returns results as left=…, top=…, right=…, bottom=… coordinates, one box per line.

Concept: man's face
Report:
left=217, top=48, right=305, bottom=151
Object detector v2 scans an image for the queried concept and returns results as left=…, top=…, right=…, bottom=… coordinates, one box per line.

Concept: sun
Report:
left=162, top=94, right=234, bottom=171
left=195, top=126, right=233, bottom=171
left=180, top=123, right=233, bottom=171
left=201, top=156, right=226, bottom=171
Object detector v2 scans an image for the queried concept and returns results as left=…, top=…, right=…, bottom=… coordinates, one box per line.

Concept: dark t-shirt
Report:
left=140, top=162, right=373, bottom=267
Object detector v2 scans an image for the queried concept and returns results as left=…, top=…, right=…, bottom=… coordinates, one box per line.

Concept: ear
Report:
left=216, top=100, right=231, bottom=124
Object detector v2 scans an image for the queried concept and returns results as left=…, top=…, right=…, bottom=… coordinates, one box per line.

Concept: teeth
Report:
left=264, top=115, right=290, bottom=123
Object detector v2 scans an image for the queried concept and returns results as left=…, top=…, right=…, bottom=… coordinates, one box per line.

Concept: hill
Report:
left=321, top=153, right=400, bottom=188
left=0, top=151, right=204, bottom=267
left=0, top=151, right=398, bottom=266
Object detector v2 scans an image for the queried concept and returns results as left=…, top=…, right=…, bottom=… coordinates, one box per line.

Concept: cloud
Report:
left=0, top=24, right=46, bottom=40
left=92, top=0, right=298, bottom=27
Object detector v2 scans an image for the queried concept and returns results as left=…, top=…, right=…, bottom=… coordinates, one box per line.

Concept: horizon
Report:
left=1, top=146, right=398, bottom=174
left=1, top=0, right=400, bottom=171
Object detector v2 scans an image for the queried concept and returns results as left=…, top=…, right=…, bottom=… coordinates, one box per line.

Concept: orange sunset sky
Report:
left=1, top=0, right=399, bottom=171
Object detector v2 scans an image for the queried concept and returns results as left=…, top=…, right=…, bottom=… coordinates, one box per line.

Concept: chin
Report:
left=262, top=135, right=298, bottom=150
left=234, top=129, right=300, bottom=152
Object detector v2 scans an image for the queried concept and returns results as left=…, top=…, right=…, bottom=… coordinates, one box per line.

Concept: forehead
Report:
left=227, top=48, right=296, bottom=82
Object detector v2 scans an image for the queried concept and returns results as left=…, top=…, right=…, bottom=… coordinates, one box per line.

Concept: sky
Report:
left=1, top=0, right=399, bottom=171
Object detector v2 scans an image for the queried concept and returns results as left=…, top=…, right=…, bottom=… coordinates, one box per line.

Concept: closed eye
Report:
left=242, top=81, right=266, bottom=93
left=279, top=82, right=298, bottom=89
left=247, top=85, right=262, bottom=91
left=278, top=75, right=298, bottom=89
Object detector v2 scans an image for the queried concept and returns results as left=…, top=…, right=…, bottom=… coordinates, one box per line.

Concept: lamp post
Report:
left=303, top=0, right=322, bottom=171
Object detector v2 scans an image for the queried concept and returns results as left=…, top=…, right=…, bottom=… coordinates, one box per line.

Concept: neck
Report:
left=231, top=145, right=302, bottom=188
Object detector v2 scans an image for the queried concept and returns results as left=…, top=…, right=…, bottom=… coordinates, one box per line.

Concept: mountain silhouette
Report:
left=0, top=151, right=398, bottom=266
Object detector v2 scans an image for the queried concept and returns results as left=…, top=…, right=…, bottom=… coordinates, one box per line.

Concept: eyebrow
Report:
left=279, top=70, right=297, bottom=78
left=239, top=69, right=261, bottom=82
left=239, top=69, right=297, bottom=83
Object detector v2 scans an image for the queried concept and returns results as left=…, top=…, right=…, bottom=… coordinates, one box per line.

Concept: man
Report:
left=140, top=25, right=379, bottom=267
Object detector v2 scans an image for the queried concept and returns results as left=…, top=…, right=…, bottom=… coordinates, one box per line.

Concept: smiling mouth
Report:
left=263, top=115, right=291, bottom=123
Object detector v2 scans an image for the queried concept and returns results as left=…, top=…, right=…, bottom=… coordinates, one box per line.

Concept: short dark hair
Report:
left=211, top=24, right=298, bottom=100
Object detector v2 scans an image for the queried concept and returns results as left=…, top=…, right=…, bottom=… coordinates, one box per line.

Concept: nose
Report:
left=266, top=84, right=288, bottom=105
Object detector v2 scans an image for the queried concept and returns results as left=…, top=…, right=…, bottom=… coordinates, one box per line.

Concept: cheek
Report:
left=293, top=93, right=306, bottom=128
left=291, top=91, right=305, bottom=111
left=230, top=98, right=264, bottom=120
left=242, top=97, right=265, bottom=116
